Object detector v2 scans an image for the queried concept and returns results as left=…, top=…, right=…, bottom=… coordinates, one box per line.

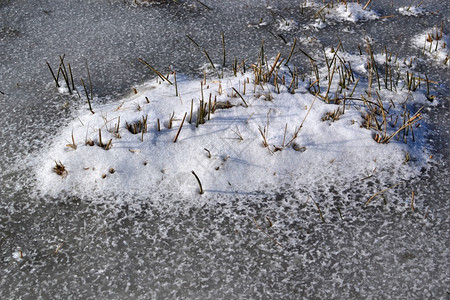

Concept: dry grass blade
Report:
left=54, top=242, right=64, bottom=254
left=194, top=0, right=212, bottom=10
left=59, top=55, right=72, bottom=94
left=138, top=58, right=173, bottom=85
left=173, top=71, right=178, bottom=96
left=314, top=3, right=330, bottom=18
left=68, top=63, right=75, bottom=92
left=204, top=148, right=212, bottom=158
left=268, top=52, right=282, bottom=79
left=203, top=49, right=216, bottom=69
left=66, top=130, right=77, bottom=150
left=173, top=112, right=187, bottom=143
left=81, top=78, right=95, bottom=114
left=298, top=47, right=315, bottom=62
left=186, top=35, right=200, bottom=48
left=222, top=31, right=226, bottom=67
left=286, top=94, right=317, bottom=147
left=232, top=87, right=248, bottom=107
left=104, top=139, right=113, bottom=150
left=258, top=126, right=269, bottom=147
left=86, top=61, right=93, bottom=101
left=366, top=182, right=402, bottom=206
left=230, top=125, right=244, bottom=141
left=363, top=0, right=373, bottom=10
left=284, top=38, right=297, bottom=66
left=311, top=199, right=325, bottom=223
left=46, top=62, right=60, bottom=87
left=98, top=129, right=104, bottom=148
left=191, top=170, right=204, bottom=194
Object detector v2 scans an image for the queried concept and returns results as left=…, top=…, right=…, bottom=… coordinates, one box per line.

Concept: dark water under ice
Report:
left=0, top=0, right=449, bottom=298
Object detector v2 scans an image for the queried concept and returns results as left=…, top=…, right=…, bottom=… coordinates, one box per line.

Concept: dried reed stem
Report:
left=191, top=170, right=204, bottom=194
left=232, top=87, right=248, bottom=107
left=138, top=58, right=173, bottom=84
left=173, top=112, right=187, bottom=143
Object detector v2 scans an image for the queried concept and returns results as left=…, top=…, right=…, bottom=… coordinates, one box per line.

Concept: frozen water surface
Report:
left=1, top=0, right=449, bottom=298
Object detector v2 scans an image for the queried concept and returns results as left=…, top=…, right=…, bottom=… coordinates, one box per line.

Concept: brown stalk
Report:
left=173, top=112, right=187, bottom=143
left=232, top=87, right=248, bottom=107
left=366, top=182, right=401, bottom=206
left=268, top=52, right=281, bottom=79
left=362, top=0, right=373, bottom=10
left=138, top=58, right=172, bottom=85
left=285, top=95, right=317, bottom=148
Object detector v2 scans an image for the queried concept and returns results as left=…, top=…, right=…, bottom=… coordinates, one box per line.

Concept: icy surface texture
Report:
left=0, top=0, right=449, bottom=298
